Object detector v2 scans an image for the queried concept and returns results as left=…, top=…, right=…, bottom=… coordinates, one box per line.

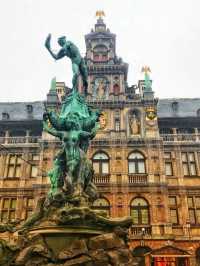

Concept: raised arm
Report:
left=43, top=120, right=62, bottom=139
left=45, top=34, right=65, bottom=60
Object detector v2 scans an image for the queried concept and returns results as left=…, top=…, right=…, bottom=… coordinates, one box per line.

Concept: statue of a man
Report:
left=130, top=114, right=140, bottom=135
left=45, top=34, right=88, bottom=93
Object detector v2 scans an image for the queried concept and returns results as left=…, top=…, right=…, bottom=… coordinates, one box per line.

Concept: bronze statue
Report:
left=45, top=34, right=88, bottom=93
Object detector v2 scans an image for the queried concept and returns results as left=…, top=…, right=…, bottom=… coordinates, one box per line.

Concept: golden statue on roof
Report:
left=95, top=10, right=105, bottom=19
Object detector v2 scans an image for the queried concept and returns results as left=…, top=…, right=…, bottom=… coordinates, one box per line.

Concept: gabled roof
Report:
left=149, top=245, right=190, bottom=257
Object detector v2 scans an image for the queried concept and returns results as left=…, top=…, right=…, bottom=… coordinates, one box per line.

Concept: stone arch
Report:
left=92, top=197, right=110, bottom=216
left=132, top=246, right=152, bottom=266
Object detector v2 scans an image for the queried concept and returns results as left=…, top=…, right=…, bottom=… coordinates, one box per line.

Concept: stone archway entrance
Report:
left=149, top=245, right=190, bottom=266
left=132, top=246, right=152, bottom=266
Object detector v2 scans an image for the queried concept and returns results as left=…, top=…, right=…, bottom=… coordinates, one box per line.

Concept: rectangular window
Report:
left=7, top=154, right=22, bottom=178
left=169, top=196, right=177, bottom=206
left=32, top=154, right=39, bottom=161
left=190, top=163, right=197, bottom=176
left=196, top=197, right=200, bottom=207
left=183, top=163, right=189, bottom=176
left=31, top=165, right=38, bottom=177
left=164, top=152, right=173, bottom=176
left=93, top=162, right=99, bottom=174
left=115, top=119, right=120, bottom=131
left=187, top=197, right=194, bottom=208
left=131, top=209, right=139, bottom=224
left=164, top=152, right=171, bottom=159
left=196, top=209, right=200, bottom=224
left=189, top=209, right=196, bottom=224
left=187, top=196, right=200, bottom=224
left=141, top=209, right=149, bottom=224
left=138, top=161, right=145, bottom=173
left=170, top=209, right=178, bottom=224
left=165, top=162, right=173, bottom=176
left=129, top=162, right=136, bottom=174
left=102, top=162, right=109, bottom=174
left=30, top=154, right=39, bottom=178
left=169, top=196, right=178, bottom=224
left=25, top=198, right=33, bottom=219
left=1, top=198, right=17, bottom=222
left=181, top=152, right=197, bottom=176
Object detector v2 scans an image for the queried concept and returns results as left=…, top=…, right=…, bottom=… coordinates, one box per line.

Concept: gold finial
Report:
left=141, top=66, right=151, bottom=74
left=95, top=10, right=105, bottom=19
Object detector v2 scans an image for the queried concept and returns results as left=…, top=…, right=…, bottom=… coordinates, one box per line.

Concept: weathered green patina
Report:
left=44, top=40, right=100, bottom=200
left=45, top=34, right=88, bottom=93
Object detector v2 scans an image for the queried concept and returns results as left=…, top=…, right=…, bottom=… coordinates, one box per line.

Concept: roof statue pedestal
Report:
left=142, top=66, right=154, bottom=100
left=0, top=32, right=135, bottom=266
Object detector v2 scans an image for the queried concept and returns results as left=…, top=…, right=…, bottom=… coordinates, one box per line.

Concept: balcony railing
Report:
left=161, top=134, right=200, bottom=142
left=128, top=174, right=147, bottom=184
left=0, top=136, right=40, bottom=144
left=129, top=225, right=152, bottom=237
left=93, top=174, right=110, bottom=184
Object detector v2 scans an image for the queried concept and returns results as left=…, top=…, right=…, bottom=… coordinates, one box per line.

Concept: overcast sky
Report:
left=0, top=0, right=200, bottom=102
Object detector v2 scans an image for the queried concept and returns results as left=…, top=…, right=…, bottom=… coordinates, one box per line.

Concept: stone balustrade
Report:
left=128, top=174, right=147, bottom=184
left=129, top=225, right=152, bottom=237
left=0, top=136, right=40, bottom=144
left=161, top=133, right=200, bottom=142
left=93, top=174, right=110, bottom=184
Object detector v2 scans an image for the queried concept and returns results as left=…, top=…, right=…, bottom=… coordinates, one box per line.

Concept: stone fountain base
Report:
left=15, top=229, right=134, bottom=265
left=0, top=197, right=135, bottom=266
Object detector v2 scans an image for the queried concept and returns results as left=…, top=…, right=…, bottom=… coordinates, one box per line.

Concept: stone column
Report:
left=5, top=130, right=9, bottom=144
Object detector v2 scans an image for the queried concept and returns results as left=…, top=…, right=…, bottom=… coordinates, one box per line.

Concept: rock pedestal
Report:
left=0, top=197, right=135, bottom=266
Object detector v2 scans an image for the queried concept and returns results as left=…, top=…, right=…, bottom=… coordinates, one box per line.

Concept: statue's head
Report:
left=58, top=36, right=66, bottom=47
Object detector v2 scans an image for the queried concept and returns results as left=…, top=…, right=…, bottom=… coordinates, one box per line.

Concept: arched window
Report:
left=92, top=152, right=109, bottom=175
left=128, top=152, right=145, bottom=174
left=113, top=84, right=120, bottom=95
left=92, top=198, right=110, bottom=216
left=130, top=198, right=149, bottom=225
left=132, top=246, right=152, bottom=266
left=93, top=45, right=108, bottom=62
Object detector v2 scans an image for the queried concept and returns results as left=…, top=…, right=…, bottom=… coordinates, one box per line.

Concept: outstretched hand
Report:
left=45, top=33, right=51, bottom=49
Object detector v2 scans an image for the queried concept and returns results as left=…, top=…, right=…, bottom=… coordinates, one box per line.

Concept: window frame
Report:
left=168, top=196, right=179, bottom=225
left=0, top=198, right=17, bottom=222
left=164, top=152, right=174, bottom=176
left=6, top=154, right=22, bottom=178
left=181, top=152, right=197, bottom=177
left=92, top=152, right=110, bottom=175
left=128, top=152, right=146, bottom=174
left=130, top=198, right=150, bottom=225
left=187, top=196, right=200, bottom=225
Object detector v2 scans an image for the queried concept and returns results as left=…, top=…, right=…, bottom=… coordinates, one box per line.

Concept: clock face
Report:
left=92, top=77, right=109, bottom=100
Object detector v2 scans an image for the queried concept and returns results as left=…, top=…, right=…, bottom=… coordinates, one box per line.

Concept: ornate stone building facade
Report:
left=1, top=17, right=200, bottom=266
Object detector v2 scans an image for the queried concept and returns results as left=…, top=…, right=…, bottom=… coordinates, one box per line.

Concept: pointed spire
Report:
left=95, top=10, right=106, bottom=32
left=50, top=77, right=57, bottom=92
left=141, top=66, right=152, bottom=91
